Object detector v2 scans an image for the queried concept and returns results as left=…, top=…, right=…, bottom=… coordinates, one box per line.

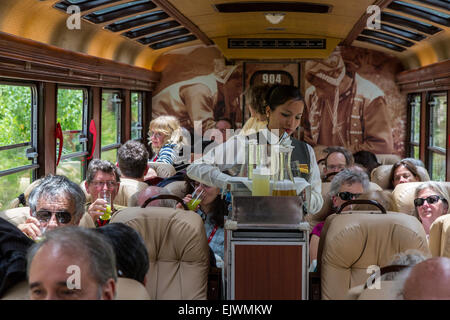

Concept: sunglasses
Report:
left=35, top=210, right=72, bottom=224
left=337, top=192, right=362, bottom=201
left=414, top=195, right=442, bottom=207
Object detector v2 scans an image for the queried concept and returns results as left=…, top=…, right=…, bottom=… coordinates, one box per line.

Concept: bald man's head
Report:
left=402, top=257, right=450, bottom=300
left=137, top=186, right=176, bottom=208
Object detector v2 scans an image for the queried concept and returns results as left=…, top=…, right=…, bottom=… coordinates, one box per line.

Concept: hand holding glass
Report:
left=99, top=190, right=112, bottom=220
left=187, top=187, right=204, bottom=211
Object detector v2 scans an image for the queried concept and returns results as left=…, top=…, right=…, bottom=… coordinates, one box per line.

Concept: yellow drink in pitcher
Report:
left=252, top=167, right=271, bottom=196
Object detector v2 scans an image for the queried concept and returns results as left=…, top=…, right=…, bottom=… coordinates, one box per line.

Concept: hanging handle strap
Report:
left=55, top=122, right=63, bottom=167
left=86, top=119, right=97, bottom=160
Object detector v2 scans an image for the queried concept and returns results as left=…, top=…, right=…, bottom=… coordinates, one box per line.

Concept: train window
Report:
left=56, top=88, right=88, bottom=183
left=427, top=92, right=447, bottom=181
left=101, top=90, right=122, bottom=163
left=131, top=92, right=143, bottom=141
left=408, top=93, right=421, bottom=159
left=0, top=83, right=38, bottom=209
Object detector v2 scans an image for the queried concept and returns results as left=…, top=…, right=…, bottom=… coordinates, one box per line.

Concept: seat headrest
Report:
left=429, top=214, right=450, bottom=258
left=320, top=212, right=429, bottom=299
left=147, top=162, right=176, bottom=178
left=393, top=181, right=450, bottom=215
left=371, top=165, right=430, bottom=190
left=110, top=206, right=209, bottom=300
left=375, top=154, right=401, bottom=165
left=116, top=278, right=151, bottom=300
left=0, top=207, right=30, bottom=227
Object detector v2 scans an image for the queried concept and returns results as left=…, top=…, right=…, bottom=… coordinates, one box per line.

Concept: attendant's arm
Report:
left=187, top=136, right=245, bottom=189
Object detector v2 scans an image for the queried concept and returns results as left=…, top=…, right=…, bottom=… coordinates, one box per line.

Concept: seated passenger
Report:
left=129, top=186, right=177, bottom=208
left=389, top=159, right=421, bottom=189
left=116, top=140, right=151, bottom=206
left=413, top=182, right=449, bottom=237
left=397, top=257, right=450, bottom=300
left=212, top=117, right=234, bottom=143
left=177, top=179, right=229, bottom=267
left=402, top=157, right=424, bottom=168
left=322, top=146, right=354, bottom=182
left=353, top=150, right=380, bottom=178
left=17, top=174, right=86, bottom=240
left=95, top=223, right=149, bottom=286
left=85, top=159, right=122, bottom=226
left=148, top=115, right=185, bottom=166
left=309, top=169, right=370, bottom=266
left=27, top=226, right=116, bottom=300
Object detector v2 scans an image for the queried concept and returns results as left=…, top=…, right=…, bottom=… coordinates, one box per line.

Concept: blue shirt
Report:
left=196, top=209, right=224, bottom=261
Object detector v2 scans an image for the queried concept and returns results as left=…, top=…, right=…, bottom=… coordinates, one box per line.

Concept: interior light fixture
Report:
left=264, top=13, right=285, bottom=24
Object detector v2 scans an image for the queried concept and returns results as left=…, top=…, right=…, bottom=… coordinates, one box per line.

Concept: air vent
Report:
left=228, top=38, right=326, bottom=49
left=215, top=2, right=331, bottom=13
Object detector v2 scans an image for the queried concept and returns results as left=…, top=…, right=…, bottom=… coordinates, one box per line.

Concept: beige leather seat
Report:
left=392, top=181, right=450, bottom=216
left=371, top=164, right=430, bottom=190
left=0, top=280, right=29, bottom=300
left=429, top=214, right=450, bottom=258
left=0, top=207, right=30, bottom=226
left=375, top=154, right=401, bottom=165
left=110, top=206, right=209, bottom=300
left=318, top=212, right=429, bottom=300
left=147, top=162, right=176, bottom=178
left=116, top=278, right=151, bottom=300
left=347, top=280, right=399, bottom=300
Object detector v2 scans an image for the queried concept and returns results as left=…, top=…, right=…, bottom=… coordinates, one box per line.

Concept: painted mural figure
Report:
left=302, top=46, right=394, bottom=155
left=151, top=45, right=241, bottom=134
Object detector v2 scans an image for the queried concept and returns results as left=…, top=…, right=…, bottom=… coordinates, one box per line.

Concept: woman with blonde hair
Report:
left=148, top=115, right=185, bottom=165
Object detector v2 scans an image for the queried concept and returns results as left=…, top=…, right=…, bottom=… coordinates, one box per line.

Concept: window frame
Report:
left=426, top=91, right=447, bottom=181
left=0, top=80, right=39, bottom=178
left=100, top=89, right=122, bottom=158
left=131, top=91, right=144, bottom=142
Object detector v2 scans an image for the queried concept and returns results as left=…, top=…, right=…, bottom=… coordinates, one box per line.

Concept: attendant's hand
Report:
left=18, top=216, right=42, bottom=240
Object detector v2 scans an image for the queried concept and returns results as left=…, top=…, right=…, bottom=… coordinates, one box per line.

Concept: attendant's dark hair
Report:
left=265, top=85, right=303, bottom=111
left=95, top=223, right=149, bottom=285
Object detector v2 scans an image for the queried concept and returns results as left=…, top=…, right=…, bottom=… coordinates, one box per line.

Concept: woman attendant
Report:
left=187, top=85, right=323, bottom=215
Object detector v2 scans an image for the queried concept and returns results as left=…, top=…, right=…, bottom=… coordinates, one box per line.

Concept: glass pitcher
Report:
left=272, top=145, right=297, bottom=196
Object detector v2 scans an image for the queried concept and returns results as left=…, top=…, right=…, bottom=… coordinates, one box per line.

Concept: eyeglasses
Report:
left=150, top=132, right=164, bottom=138
left=35, top=210, right=72, bottom=224
left=337, top=192, right=362, bottom=201
left=90, top=181, right=117, bottom=188
left=327, top=164, right=346, bottom=171
left=414, top=195, right=442, bottom=207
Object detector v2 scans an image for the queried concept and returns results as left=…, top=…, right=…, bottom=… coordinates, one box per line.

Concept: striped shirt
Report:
left=151, top=143, right=178, bottom=165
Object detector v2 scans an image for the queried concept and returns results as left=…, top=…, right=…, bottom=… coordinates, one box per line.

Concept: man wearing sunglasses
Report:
left=85, top=159, right=122, bottom=225
left=17, top=175, right=86, bottom=241
left=309, top=169, right=369, bottom=268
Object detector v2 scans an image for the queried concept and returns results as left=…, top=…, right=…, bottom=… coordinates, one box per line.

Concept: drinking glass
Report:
left=99, top=189, right=112, bottom=220
left=187, top=187, right=204, bottom=211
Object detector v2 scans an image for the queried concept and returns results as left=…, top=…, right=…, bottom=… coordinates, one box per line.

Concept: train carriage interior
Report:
left=0, top=0, right=449, bottom=301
